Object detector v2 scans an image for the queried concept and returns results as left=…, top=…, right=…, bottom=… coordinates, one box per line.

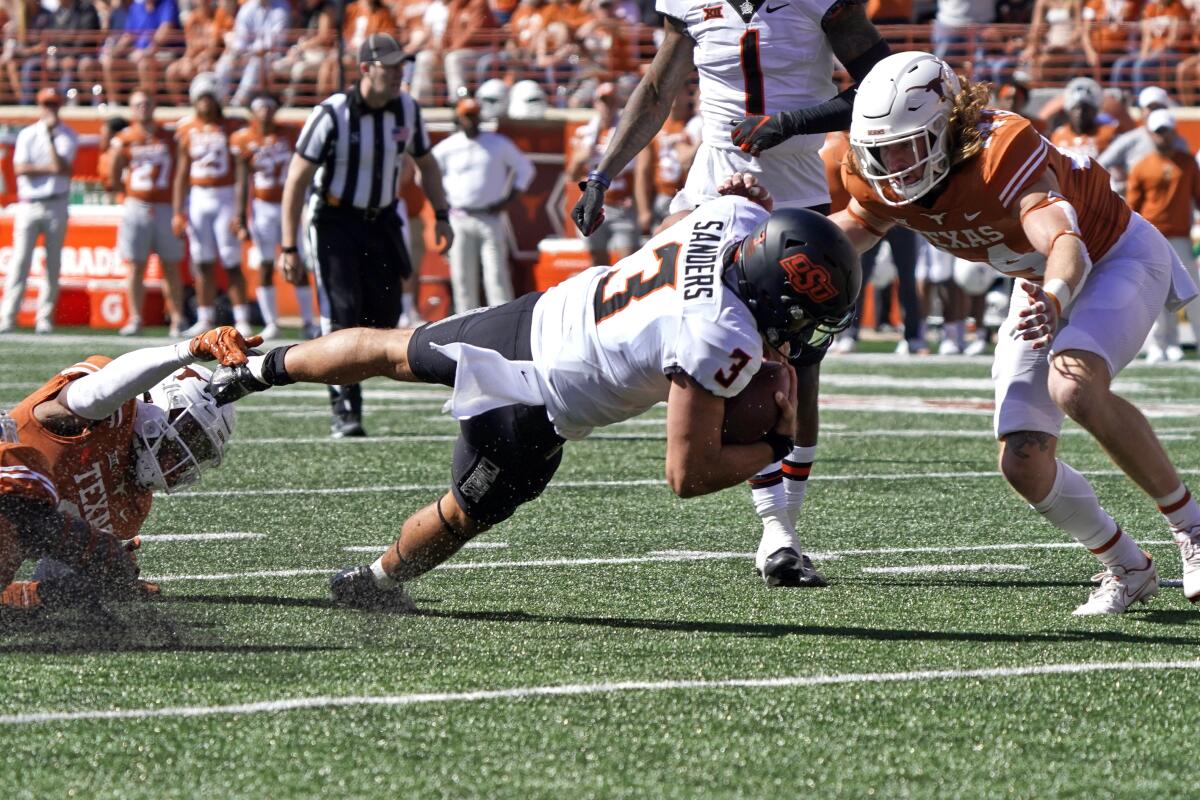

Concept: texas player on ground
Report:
left=570, top=0, right=890, bottom=590
left=231, top=93, right=318, bottom=341
left=207, top=177, right=862, bottom=611
left=0, top=414, right=144, bottom=612
left=837, top=51, right=1200, bottom=615
left=172, top=72, right=254, bottom=338
left=108, top=90, right=187, bottom=337
left=0, top=327, right=258, bottom=607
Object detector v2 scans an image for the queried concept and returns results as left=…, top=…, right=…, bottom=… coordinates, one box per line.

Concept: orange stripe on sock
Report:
left=1158, top=489, right=1192, bottom=515
left=1088, top=529, right=1123, bottom=555
left=781, top=462, right=812, bottom=480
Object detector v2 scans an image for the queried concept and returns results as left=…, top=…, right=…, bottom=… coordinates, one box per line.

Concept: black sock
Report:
left=262, top=345, right=297, bottom=386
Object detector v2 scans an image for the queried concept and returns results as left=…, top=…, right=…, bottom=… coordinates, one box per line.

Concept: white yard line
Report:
left=861, top=564, right=1030, bottom=574
left=344, top=542, right=508, bottom=553
left=137, top=533, right=265, bottom=542
left=5, top=660, right=1200, bottom=725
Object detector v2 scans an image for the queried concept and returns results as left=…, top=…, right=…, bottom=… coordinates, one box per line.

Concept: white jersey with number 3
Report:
left=656, top=0, right=837, bottom=157
left=531, top=195, right=769, bottom=439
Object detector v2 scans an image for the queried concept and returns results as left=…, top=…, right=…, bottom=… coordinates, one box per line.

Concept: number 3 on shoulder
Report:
left=714, top=348, right=751, bottom=388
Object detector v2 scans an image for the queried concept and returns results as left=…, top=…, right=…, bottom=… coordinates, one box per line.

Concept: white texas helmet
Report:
left=189, top=71, right=226, bottom=106
left=507, top=80, right=548, bottom=120
left=133, top=365, right=235, bottom=494
left=476, top=78, right=510, bottom=121
left=850, top=51, right=961, bottom=206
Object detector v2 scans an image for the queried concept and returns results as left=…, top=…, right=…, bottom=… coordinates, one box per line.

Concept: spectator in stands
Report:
left=164, top=0, right=234, bottom=105
left=1017, top=0, right=1082, bottom=82
left=1111, top=0, right=1188, bottom=93
left=1099, top=85, right=1186, bottom=193
left=475, top=0, right=546, bottom=83
left=1050, top=76, right=1119, bottom=160
left=1175, top=3, right=1200, bottom=105
left=216, top=0, right=291, bottom=106
left=1080, top=0, right=1139, bottom=83
left=1126, top=110, right=1200, bottom=363
left=2, top=0, right=53, bottom=104
left=272, top=0, right=335, bottom=105
left=101, top=0, right=180, bottom=105
left=319, top=0, right=396, bottom=97
left=575, top=0, right=634, bottom=79
left=932, top=0, right=994, bottom=65
left=532, top=20, right=578, bottom=97
left=18, top=0, right=102, bottom=104
left=490, top=0, right=518, bottom=24
left=411, top=0, right=497, bottom=104
left=0, top=89, right=78, bottom=335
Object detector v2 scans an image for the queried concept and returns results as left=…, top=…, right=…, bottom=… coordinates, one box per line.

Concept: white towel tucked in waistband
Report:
left=430, top=342, right=545, bottom=419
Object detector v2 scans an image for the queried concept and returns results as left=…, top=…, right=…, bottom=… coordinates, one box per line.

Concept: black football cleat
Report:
left=330, top=566, right=416, bottom=612
left=330, top=416, right=367, bottom=438
left=758, top=548, right=828, bottom=588
left=207, top=364, right=271, bottom=406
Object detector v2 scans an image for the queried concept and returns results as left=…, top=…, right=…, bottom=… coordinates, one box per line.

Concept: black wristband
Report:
left=761, top=431, right=795, bottom=463
left=281, top=245, right=298, bottom=254
left=434, top=209, right=450, bottom=222
left=262, top=345, right=297, bottom=386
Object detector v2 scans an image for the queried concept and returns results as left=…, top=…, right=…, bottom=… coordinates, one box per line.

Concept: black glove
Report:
left=729, top=113, right=799, bottom=157
left=571, top=178, right=608, bottom=236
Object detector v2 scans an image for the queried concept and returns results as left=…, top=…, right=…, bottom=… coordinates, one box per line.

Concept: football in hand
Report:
left=722, top=362, right=788, bottom=445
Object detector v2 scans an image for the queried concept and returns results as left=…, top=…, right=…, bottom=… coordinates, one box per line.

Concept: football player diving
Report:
left=208, top=175, right=862, bottom=611
left=0, top=327, right=259, bottom=611
left=836, top=51, right=1200, bottom=615
left=570, top=0, right=893, bottom=590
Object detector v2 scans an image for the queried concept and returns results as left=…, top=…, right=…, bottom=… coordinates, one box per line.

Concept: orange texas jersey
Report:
left=113, top=124, right=176, bottom=204
left=1049, top=122, right=1120, bottom=162
left=0, top=443, right=60, bottom=584
left=176, top=115, right=241, bottom=188
left=654, top=117, right=690, bottom=197
left=230, top=125, right=295, bottom=203
left=844, top=110, right=1130, bottom=280
left=9, top=357, right=152, bottom=540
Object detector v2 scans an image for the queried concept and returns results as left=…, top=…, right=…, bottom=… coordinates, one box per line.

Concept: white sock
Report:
left=369, top=556, right=398, bottom=589
left=1156, top=484, right=1200, bottom=532
left=751, top=462, right=801, bottom=572
left=197, top=305, right=216, bottom=325
left=783, top=444, right=816, bottom=527
left=1033, top=460, right=1143, bottom=570
left=257, top=286, right=277, bottom=325
left=755, top=510, right=801, bottom=573
left=294, top=285, right=314, bottom=325
left=232, top=304, right=253, bottom=326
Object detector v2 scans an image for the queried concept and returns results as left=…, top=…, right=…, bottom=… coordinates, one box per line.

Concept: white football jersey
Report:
left=531, top=195, right=768, bottom=439
left=656, top=0, right=838, bottom=156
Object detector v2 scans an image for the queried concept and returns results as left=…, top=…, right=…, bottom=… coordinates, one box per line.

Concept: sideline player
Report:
left=208, top=176, right=862, bottom=610
left=838, top=51, right=1200, bottom=615
left=570, top=0, right=891, bottom=588
left=173, top=72, right=255, bottom=338
left=1, top=327, right=257, bottom=607
left=109, top=90, right=187, bottom=337
left=231, top=93, right=318, bottom=340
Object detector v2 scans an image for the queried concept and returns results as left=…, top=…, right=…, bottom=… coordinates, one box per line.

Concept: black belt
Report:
left=322, top=196, right=397, bottom=222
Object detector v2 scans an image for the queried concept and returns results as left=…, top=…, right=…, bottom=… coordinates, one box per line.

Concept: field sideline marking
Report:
left=862, top=564, right=1030, bottom=574
left=143, top=540, right=1176, bottom=582
left=4, top=660, right=1200, bottom=725
left=138, top=533, right=265, bottom=542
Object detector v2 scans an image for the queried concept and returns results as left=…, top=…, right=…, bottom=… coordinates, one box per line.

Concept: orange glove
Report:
left=188, top=326, right=264, bottom=366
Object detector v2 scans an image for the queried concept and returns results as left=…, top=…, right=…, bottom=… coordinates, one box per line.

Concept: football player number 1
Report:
left=740, top=31, right=765, bottom=115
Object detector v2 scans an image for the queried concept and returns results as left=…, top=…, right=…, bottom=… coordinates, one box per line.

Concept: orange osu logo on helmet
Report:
left=779, top=253, right=837, bottom=303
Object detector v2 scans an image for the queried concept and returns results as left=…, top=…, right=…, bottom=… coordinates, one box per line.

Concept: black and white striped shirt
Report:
left=296, top=86, right=431, bottom=212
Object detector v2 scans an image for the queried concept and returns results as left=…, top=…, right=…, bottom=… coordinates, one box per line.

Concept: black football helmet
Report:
left=731, top=208, right=862, bottom=358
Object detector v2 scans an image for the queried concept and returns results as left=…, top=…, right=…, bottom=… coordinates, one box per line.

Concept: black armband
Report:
left=262, top=345, right=297, bottom=386
left=434, top=209, right=450, bottom=222
left=281, top=245, right=298, bottom=254
left=761, top=431, right=795, bottom=463
left=774, top=39, right=892, bottom=136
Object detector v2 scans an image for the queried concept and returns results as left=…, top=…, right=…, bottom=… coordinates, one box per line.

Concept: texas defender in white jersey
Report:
left=206, top=181, right=863, bottom=611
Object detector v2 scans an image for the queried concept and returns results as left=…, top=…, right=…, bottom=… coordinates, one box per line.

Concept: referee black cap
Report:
left=359, top=33, right=406, bottom=65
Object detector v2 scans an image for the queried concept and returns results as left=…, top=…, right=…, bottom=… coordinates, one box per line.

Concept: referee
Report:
left=280, top=33, right=453, bottom=438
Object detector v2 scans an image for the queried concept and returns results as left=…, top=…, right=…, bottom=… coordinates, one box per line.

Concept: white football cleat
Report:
left=258, top=323, right=280, bottom=340
left=1072, top=552, right=1158, bottom=616
left=963, top=337, right=988, bottom=356
left=1166, top=344, right=1185, bottom=362
left=118, top=318, right=142, bottom=336
left=1145, top=345, right=1166, bottom=364
left=1173, top=526, right=1200, bottom=602
left=937, top=338, right=962, bottom=356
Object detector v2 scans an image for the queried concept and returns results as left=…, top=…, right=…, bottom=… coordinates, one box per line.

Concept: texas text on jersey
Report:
left=843, top=110, right=1131, bottom=279
left=531, top=194, right=769, bottom=439
left=8, top=357, right=152, bottom=540
left=656, top=0, right=838, bottom=157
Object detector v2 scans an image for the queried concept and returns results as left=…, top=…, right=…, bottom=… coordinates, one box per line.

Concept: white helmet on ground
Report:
left=133, top=365, right=235, bottom=494
left=953, top=258, right=994, bottom=295
left=189, top=71, right=225, bottom=106
left=1062, top=77, right=1102, bottom=111
left=507, top=80, right=548, bottom=120
left=0, top=411, right=16, bottom=444
left=850, top=51, right=961, bottom=206
left=476, top=79, right=509, bottom=121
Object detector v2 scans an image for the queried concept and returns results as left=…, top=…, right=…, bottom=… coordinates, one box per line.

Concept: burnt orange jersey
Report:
left=230, top=125, right=295, bottom=203
left=654, top=118, right=691, bottom=197
left=9, top=357, right=153, bottom=540
left=820, top=131, right=851, bottom=214
left=0, top=442, right=59, bottom=584
left=844, top=110, right=1131, bottom=279
left=176, top=115, right=241, bottom=188
left=1050, top=122, right=1119, bottom=162
left=1127, top=148, right=1200, bottom=238
left=113, top=124, right=175, bottom=203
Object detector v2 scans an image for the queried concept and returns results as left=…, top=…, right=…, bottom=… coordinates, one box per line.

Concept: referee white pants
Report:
left=0, top=195, right=69, bottom=330
left=1150, top=236, right=1200, bottom=349
left=449, top=210, right=512, bottom=313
